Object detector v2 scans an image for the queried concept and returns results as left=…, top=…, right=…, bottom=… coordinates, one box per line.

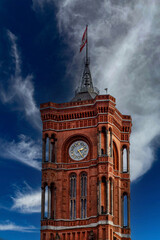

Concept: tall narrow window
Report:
left=113, top=142, right=119, bottom=171
left=51, top=183, right=56, bottom=219
left=123, top=194, right=128, bottom=227
left=50, top=233, right=53, bottom=240
left=45, top=137, right=49, bottom=162
left=44, top=185, right=48, bottom=218
left=101, top=127, right=106, bottom=155
left=109, top=178, right=113, bottom=215
left=70, top=174, right=76, bottom=219
left=122, top=147, right=128, bottom=172
left=101, top=176, right=107, bottom=214
left=109, top=128, right=113, bottom=157
left=81, top=173, right=87, bottom=218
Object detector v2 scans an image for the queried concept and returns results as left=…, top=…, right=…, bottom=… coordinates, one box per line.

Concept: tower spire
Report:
left=72, top=25, right=99, bottom=102
left=86, top=25, right=89, bottom=64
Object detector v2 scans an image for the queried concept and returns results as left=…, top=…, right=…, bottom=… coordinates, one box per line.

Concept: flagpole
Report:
left=86, top=25, right=88, bottom=64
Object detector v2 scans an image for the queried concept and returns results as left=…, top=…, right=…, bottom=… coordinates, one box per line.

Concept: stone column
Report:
left=127, top=148, right=130, bottom=173
left=106, top=180, right=109, bottom=214
left=54, top=187, right=56, bottom=219
left=42, top=139, right=46, bottom=163
left=48, top=138, right=51, bottom=162
left=48, top=186, right=51, bottom=219
left=54, top=139, right=57, bottom=163
left=50, top=141, right=53, bottom=162
left=99, top=180, right=101, bottom=214
left=106, top=130, right=109, bottom=156
left=98, top=131, right=101, bottom=157
left=97, top=181, right=99, bottom=215
left=97, top=131, right=99, bottom=157
left=127, top=195, right=130, bottom=228
left=121, top=149, right=123, bottom=172
left=111, top=181, right=113, bottom=215
left=110, top=131, right=113, bottom=157
left=41, top=187, right=45, bottom=219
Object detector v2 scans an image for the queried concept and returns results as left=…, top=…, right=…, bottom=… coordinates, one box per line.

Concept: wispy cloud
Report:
left=0, top=30, right=41, bottom=130
left=11, top=182, right=41, bottom=214
left=33, top=0, right=160, bottom=181
left=0, top=134, right=41, bottom=170
left=0, top=221, right=37, bottom=232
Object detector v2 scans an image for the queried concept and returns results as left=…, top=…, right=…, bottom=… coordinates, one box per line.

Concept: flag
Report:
left=80, top=26, right=87, bottom=52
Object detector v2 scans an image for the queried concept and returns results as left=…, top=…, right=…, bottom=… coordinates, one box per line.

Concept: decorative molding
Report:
left=41, top=220, right=121, bottom=230
left=40, top=98, right=116, bottom=111
left=115, top=232, right=131, bottom=238
left=43, top=122, right=130, bottom=143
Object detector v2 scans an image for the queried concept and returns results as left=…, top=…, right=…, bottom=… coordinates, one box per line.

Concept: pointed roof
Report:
left=71, top=58, right=99, bottom=102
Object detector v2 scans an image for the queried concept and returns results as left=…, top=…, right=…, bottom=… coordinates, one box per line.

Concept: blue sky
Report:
left=0, top=0, right=160, bottom=239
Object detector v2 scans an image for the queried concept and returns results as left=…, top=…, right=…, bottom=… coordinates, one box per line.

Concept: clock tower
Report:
left=40, top=46, right=132, bottom=240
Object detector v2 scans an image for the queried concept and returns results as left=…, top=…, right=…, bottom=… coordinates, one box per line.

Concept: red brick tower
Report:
left=40, top=37, right=132, bottom=240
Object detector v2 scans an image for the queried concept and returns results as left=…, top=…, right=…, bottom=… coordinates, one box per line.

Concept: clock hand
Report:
left=78, top=149, right=84, bottom=158
left=79, top=147, right=84, bottom=151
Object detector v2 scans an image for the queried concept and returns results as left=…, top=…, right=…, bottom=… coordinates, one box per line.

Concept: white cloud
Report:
left=0, top=30, right=41, bottom=130
left=0, top=134, right=41, bottom=170
left=11, top=182, right=41, bottom=214
left=32, top=0, right=160, bottom=181
left=0, top=221, right=37, bottom=232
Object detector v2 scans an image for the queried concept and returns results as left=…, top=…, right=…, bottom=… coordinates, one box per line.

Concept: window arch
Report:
left=70, top=173, right=76, bottom=219
left=122, top=192, right=130, bottom=228
left=123, top=194, right=128, bottom=227
left=50, top=183, right=56, bottom=219
left=81, top=172, right=87, bottom=219
left=122, top=146, right=129, bottom=172
left=101, top=126, right=106, bottom=155
left=109, top=178, right=113, bottom=215
left=109, top=128, right=113, bottom=157
left=101, top=176, right=107, bottom=214
left=41, top=182, right=56, bottom=220
left=113, top=142, right=119, bottom=170
left=42, top=134, right=56, bottom=163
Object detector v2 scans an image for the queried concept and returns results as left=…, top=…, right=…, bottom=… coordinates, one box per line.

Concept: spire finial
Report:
left=71, top=26, right=99, bottom=102
left=86, top=25, right=89, bottom=64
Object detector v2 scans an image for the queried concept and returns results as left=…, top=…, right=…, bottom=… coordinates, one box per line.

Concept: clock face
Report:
left=69, top=140, right=89, bottom=161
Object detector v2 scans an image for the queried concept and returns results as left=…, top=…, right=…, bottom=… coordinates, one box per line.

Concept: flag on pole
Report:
left=80, top=26, right=87, bottom=52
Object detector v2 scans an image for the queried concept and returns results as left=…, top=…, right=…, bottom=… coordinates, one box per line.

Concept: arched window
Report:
left=50, top=183, right=56, bottom=219
left=109, top=128, right=113, bottom=157
left=122, top=146, right=128, bottom=172
left=101, top=176, right=107, bottom=214
left=123, top=194, right=128, bottom=227
left=109, top=178, right=113, bottom=215
left=44, top=185, right=48, bottom=218
left=81, top=173, right=87, bottom=218
left=43, top=134, right=57, bottom=163
left=70, top=174, right=76, bottom=219
left=50, top=233, right=53, bottom=240
left=50, top=134, right=56, bottom=163
left=113, top=142, right=119, bottom=170
left=122, top=193, right=130, bottom=228
left=101, top=127, right=106, bottom=155
left=45, top=135, right=49, bottom=162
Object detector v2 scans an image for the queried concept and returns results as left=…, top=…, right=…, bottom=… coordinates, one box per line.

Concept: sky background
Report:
left=0, top=0, right=160, bottom=239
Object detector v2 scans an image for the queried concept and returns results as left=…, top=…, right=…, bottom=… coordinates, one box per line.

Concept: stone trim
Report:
left=115, top=232, right=131, bottom=238
left=42, top=112, right=131, bottom=124
left=40, top=99, right=116, bottom=111
left=43, top=123, right=130, bottom=144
